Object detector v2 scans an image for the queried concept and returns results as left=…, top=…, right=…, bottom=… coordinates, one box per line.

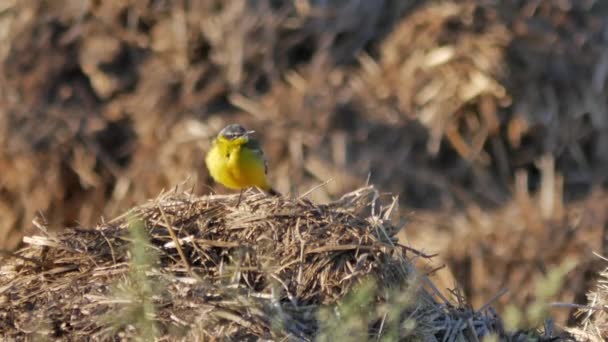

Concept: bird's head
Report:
left=217, top=124, right=255, bottom=145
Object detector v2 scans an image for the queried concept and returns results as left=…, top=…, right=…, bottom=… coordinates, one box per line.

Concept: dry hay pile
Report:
left=0, top=187, right=514, bottom=340
left=351, top=0, right=608, bottom=205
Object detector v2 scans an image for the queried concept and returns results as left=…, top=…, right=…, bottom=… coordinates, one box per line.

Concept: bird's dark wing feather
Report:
left=245, top=138, right=268, bottom=174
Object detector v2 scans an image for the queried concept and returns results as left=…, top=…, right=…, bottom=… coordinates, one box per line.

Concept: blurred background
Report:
left=0, top=0, right=607, bottom=326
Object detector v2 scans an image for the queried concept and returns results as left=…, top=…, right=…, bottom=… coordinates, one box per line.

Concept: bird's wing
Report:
left=244, top=138, right=268, bottom=174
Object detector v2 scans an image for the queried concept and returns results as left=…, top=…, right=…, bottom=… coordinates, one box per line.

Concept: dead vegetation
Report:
left=0, top=187, right=522, bottom=340
left=0, top=0, right=607, bottom=338
left=569, top=259, right=608, bottom=341
left=1, top=0, right=606, bottom=244
left=404, top=157, right=608, bottom=325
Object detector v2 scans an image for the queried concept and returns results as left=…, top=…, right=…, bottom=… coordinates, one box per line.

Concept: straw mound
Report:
left=0, top=187, right=506, bottom=340
left=569, top=262, right=608, bottom=341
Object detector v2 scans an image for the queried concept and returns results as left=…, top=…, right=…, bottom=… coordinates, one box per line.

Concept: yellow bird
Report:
left=205, top=124, right=278, bottom=200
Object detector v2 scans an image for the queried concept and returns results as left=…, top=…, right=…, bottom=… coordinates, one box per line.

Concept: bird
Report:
left=205, top=124, right=279, bottom=204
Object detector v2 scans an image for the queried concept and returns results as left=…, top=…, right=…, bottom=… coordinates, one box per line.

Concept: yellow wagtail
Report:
left=205, top=124, right=279, bottom=202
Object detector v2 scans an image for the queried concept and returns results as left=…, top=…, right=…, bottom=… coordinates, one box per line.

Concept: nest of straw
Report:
left=0, top=187, right=510, bottom=340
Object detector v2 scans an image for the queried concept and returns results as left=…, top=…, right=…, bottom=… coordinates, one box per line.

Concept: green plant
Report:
left=503, top=259, right=577, bottom=333
left=316, top=277, right=418, bottom=342
left=104, top=216, right=161, bottom=341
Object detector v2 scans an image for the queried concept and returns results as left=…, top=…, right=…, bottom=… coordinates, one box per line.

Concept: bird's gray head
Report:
left=219, top=124, right=255, bottom=140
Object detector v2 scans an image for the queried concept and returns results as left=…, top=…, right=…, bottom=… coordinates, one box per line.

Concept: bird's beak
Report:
left=246, top=130, right=255, bottom=135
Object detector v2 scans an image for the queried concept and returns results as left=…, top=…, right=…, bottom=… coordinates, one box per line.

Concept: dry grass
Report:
left=0, top=0, right=607, bottom=338
left=404, top=156, right=608, bottom=325
left=568, top=259, right=608, bottom=341
left=0, top=186, right=527, bottom=340
left=1, top=1, right=607, bottom=248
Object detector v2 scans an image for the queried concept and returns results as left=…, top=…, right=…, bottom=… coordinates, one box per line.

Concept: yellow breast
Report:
left=205, top=137, right=270, bottom=191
